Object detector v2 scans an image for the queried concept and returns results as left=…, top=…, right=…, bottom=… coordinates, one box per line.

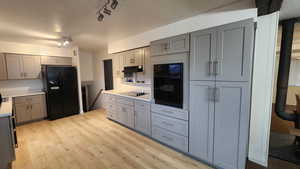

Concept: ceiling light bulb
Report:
left=63, top=40, right=70, bottom=46
left=57, top=42, right=62, bottom=47
left=111, top=0, right=118, bottom=9
left=103, top=7, right=111, bottom=15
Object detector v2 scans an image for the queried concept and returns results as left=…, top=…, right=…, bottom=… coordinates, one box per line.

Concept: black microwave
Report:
left=153, top=63, right=183, bottom=108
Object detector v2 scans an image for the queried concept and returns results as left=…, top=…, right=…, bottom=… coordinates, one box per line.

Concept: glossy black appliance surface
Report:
left=42, top=65, right=79, bottom=120
left=154, top=63, right=183, bottom=108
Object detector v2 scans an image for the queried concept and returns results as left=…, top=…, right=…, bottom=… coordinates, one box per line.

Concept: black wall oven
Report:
left=154, top=63, right=183, bottom=108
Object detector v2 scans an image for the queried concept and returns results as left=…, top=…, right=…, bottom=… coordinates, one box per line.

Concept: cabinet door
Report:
left=0, top=54, right=7, bottom=80
left=216, top=20, right=254, bottom=82
left=213, top=82, right=250, bottom=169
left=170, top=34, right=189, bottom=53
left=150, top=39, right=170, bottom=56
left=15, top=104, right=31, bottom=124
left=190, top=28, right=216, bottom=81
left=30, top=102, right=46, bottom=120
left=22, top=55, right=41, bottom=79
left=6, top=54, right=23, bottom=79
left=0, top=117, right=15, bottom=168
left=189, top=81, right=214, bottom=163
left=134, top=101, right=151, bottom=135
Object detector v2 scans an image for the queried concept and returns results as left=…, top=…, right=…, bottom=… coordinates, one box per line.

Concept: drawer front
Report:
left=14, top=94, right=44, bottom=104
left=152, top=113, right=188, bottom=137
left=151, top=104, right=188, bottom=120
left=106, top=103, right=116, bottom=112
left=152, top=126, right=188, bottom=152
left=117, top=96, right=134, bottom=106
left=134, top=100, right=150, bottom=112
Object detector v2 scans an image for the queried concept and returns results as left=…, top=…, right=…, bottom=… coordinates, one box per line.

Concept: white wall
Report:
left=79, top=50, right=94, bottom=82
left=0, top=41, right=74, bottom=57
left=108, top=8, right=257, bottom=53
left=89, top=49, right=107, bottom=109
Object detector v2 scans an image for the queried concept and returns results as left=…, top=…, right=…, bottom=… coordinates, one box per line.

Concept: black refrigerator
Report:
left=42, top=65, right=79, bottom=120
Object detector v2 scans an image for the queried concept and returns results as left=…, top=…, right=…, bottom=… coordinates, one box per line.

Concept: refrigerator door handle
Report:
left=50, top=86, right=60, bottom=90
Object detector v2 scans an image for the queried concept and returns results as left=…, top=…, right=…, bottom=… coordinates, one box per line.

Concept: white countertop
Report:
left=103, top=90, right=152, bottom=102
left=2, top=90, right=45, bottom=98
left=0, top=98, right=13, bottom=117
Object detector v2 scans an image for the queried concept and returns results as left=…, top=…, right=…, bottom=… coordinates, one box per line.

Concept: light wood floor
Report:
left=12, top=109, right=211, bottom=169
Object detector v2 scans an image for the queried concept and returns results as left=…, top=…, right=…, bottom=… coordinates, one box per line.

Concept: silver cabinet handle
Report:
left=214, top=87, right=221, bottom=102
left=162, top=135, right=173, bottom=141
left=162, top=110, right=174, bottom=114
left=208, top=60, right=214, bottom=76
left=214, top=60, right=221, bottom=76
left=208, top=87, right=215, bottom=102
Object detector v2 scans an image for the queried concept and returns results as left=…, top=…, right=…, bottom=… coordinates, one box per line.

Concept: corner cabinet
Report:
left=189, top=19, right=254, bottom=169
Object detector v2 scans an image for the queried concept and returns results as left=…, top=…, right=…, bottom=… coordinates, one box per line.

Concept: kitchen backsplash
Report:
left=0, top=79, right=43, bottom=93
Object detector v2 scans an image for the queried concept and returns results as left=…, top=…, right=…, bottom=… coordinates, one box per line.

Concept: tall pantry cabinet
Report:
left=189, top=19, right=254, bottom=169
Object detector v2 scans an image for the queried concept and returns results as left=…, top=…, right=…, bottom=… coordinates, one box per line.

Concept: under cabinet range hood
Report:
left=122, top=66, right=143, bottom=73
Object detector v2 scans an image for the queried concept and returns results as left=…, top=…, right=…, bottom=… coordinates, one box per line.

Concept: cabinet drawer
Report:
left=152, top=126, right=188, bottom=152
left=106, top=103, right=116, bottom=112
left=151, top=104, right=188, bottom=120
left=134, top=100, right=150, bottom=112
left=117, top=96, right=134, bottom=106
left=152, top=113, right=188, bottom=137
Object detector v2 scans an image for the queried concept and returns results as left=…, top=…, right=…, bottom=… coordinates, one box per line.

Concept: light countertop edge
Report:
left=103, top=90, right=152, bottom=102
left=0, top=98, right=13, bottom=118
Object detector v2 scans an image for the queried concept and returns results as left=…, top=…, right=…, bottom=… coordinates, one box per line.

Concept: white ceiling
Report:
left=0, top=0, right=248, bottom=51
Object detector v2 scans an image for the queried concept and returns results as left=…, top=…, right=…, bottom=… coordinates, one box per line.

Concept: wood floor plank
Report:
left=12, top=109, right=212, bottom=169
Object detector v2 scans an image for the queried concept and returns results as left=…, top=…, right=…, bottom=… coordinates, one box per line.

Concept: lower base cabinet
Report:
left=134, top=100, right=151, bottom=135
left=14, top=94, right=47, bottom=125
left=189, top=81, right=251, bottom=169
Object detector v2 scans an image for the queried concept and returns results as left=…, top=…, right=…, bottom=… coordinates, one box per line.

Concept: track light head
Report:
left=103, top=7, right=111, bottom=15
left=97, top=13, right=104, bottom=21
left=111, top=0, right=118, bottom=9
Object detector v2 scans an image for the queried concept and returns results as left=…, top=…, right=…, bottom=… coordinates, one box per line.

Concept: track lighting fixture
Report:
left=103, top=7, right=111, bottom=15
left=111, top=0, right=118, bottom=9
left=96, top=0, right=119, bottom=22
left=57, top=37, right=72, bottom=47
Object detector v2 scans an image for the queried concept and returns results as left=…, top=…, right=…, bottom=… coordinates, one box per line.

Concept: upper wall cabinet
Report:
left=0, top=54, right=7, bottom=80
left=150, top=34, right=190, bottom=56
left=190, top=20, right=254, bottom=82
left=6, top=54, right=41, bottom=80
left=41, top=56, right=72, bottom=66
left=123, top=49, right=144, bottom=67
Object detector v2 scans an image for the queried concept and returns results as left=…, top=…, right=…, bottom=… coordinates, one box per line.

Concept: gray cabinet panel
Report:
left=213, top=82, right=250, bottom=169
left=0, top=117, right=15, bottom=169
left=189, top=81, right=214, bottom=163
left=216, top=20, right=254, bottom=82
left=0, top=54, right=7, bottom=80
left=190, top=29, right=216, bottom=81
left=134, top=101, right=151, bottom=135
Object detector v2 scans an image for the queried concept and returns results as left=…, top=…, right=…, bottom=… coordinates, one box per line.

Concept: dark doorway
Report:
left=103, top=59, right=114, bottom=90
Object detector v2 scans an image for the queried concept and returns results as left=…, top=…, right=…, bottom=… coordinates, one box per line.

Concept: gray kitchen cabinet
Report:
left=6, top=54, right=23, bottom=79
left=14, top=94, right=46, bottom=124
left=189, top=81, right=214, bottom=163
left=189, top=19, right=254, bottom=169
left=134, top=100, right=151, bottom=135
left=22, top=55, right=41, bottom=79
left=189, top=81, right=250, bottom=169
left=213, top=82, right=250, bottom=169
left=123, top=49, right=144, bottom=67
left=190, top=28, right=216, bottom=81
left=190, top=19, right=254, bottom=82
left=6, top=54, right=41, bottom=80
left=0, top=117, right=15, bottom=169
left=215, top=20, right=254, bottom=82
left=150, top=34, right=189, bottom=56
left=0, top=53, right=7, bottom=80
